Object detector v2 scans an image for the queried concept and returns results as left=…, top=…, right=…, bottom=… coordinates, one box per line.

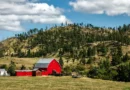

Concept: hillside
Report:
left=1, top=24, right=130, bottom=57
left=1, top=23, right=130, bottom=82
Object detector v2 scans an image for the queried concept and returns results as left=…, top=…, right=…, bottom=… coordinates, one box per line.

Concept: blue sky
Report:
left=0, top=0, right=130, bottom=41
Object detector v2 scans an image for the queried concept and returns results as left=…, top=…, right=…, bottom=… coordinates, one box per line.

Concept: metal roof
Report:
left=32, top=68, right=38, bottom=71
left=15, top=70, right=32, bottom=72
left=34, top=58, right=54, bottom=68
left=0, top=69, right=6, bottom=71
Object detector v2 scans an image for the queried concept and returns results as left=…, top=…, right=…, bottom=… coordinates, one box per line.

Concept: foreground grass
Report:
left=0, top=76, right=130, bottom=90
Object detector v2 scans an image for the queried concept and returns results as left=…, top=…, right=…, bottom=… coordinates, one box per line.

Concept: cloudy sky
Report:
left=0, top=0, right=130, bottom=41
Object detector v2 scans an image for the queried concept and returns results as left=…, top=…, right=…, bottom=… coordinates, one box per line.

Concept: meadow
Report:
left=0, top=76, right=130, bottom=90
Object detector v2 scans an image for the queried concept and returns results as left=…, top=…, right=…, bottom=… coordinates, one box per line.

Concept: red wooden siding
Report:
left=16, top=70, right=32, bottom=76
left=42, top=71, right=48, bottom=75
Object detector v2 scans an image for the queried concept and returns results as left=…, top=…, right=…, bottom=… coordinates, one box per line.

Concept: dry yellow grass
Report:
left=0, top=76, right=130, bottom=90
left=0, top=57, right=39, bottom=69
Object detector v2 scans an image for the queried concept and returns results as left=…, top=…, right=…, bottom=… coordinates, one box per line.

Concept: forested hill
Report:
left=1, top=23, right=130, bottom=81
left=1, top=23, right=130, bottom=58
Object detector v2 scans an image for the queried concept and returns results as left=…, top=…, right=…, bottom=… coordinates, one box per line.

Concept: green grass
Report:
left=0, top=76, right=130, bottom=90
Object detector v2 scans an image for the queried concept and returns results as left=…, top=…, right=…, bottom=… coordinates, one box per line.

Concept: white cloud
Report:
left=0, top=0, right=71, bottom=31
left=70, top=0, right=130, bottom=16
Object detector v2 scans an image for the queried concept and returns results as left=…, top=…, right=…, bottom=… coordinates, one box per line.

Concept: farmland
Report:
left=0, top=76, right=130, bottom=90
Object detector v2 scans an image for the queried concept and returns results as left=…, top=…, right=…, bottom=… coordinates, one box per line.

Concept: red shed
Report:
left=33, top=58, right=62, bottom=76
left=15, top=70, right=32, bottom=76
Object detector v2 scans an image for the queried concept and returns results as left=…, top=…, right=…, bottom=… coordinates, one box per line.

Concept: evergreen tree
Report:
left=117, top=63, right=130, bottom=82
left=59, top=55, right=64, bottom=68
left=20, top=65, right=26, bottom=70
left=27, top=49, right=31, bottom=57
left=117, top=46, right=123, bottom=56
left=101, top=46, right=108, bottom=56
left=111, top=55, right=122, bottom=66
left=0, top=64, right=8, bottom=70
left=87, top=47, right=92, bottom=57
left=0, top=48, right=4, bottom=57
left=7, top=61, right=16, bottom=76
left=122, top=53, right=129, bottom=62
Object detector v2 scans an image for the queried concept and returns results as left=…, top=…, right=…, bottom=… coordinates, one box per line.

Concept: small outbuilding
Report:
left=0, top=69, right=8, bottom=76
left=15, top=70, right=32, bottom=76
left=33, top=58, right=62, bottom=76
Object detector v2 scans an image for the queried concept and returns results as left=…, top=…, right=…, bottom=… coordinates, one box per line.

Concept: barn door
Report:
left=36, top=70, right=42, bottom=76
left=52, top=70, right=57, bottom=75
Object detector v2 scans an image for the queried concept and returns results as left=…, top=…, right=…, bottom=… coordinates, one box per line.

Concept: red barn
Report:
left=33, top=58, right=62, bottom=76
left=15, top=58, right=62, bottom=76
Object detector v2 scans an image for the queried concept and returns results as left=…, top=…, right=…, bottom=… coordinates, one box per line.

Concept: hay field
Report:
left=0, top=76, right=130, bottom=90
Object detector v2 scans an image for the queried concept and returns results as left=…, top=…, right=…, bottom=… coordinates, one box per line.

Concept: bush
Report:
left=87, top=57, right=93, bottom=64
left=116, top=63, right=130, bottom=82
left=63, top=66, right=72, bottom=75
left=109, top=69, right=118, bottom=80
left=87, top=66, right=99, bottom=78
left=75, top=64, right=85, bottom=71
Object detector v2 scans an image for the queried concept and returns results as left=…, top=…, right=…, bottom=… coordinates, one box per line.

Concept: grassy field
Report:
left=0, top=76, right=130, bottom=90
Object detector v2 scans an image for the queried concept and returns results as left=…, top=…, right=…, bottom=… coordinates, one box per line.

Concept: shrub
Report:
left=75, top=64, right=85, bottom=71
left=87, top=66, right=99, bottom=78
left=63, top=66, right=72, bottom=75
left=116, top=63, right=130, bottom=82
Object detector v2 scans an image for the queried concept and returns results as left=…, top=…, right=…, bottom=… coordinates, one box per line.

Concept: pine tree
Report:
left=59, top=55, right=64, bottom=68
left=87, top=47, right=92, bottom=57
left=27, top=49, right=31, bottom=57
left=7, top=61, right=16, bottom=76
left=0, top=64, right=8, bottom=70
left=0, top=49, right=3, bottom=57
left=111, top=55, right=122, bottom=66
left=20, top=65, right=26, bottom=70
left=122, top=53, right=129, bottom=62
left=117, top=46, right=123, bottom=57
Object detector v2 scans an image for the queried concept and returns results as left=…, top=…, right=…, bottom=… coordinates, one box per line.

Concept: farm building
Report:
left=0, top=69, right=8, bottom=76
left=15, top=58, right=62, bottom=76
left=33, top=58, right=62, bottom=76
left=15, top=70, right=32, bottom=76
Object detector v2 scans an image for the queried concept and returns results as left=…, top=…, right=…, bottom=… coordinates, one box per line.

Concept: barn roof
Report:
left=34, top=58, right=54, bottom=68
left=15, top=70, right=32, bottom=72
left=0, top=69, right=6, bottom=71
